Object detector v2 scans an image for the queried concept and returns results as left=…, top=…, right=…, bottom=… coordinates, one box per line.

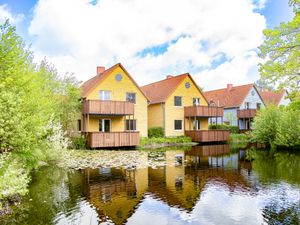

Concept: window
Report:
left=245, top=102, right=250, bottom=109
left=126, top=119, right=136, bottom=131
left=193, top=98, right=200, bottom=106
left=193, top=120, right=201, bottom=130
left=99, top=119, right=111, bottom=132
left=209, top=101, right=215, bottom=106
left=257, top=103, right=261, bottom=109
left=174, top=120, right=182, bottom=130
left=174, top=96, right=182, bottom=106
left=126, top=92, right=136, bottom=103
left=78, top=119, right=81, bottom=131
left=99, top=90, right=111, bottom=100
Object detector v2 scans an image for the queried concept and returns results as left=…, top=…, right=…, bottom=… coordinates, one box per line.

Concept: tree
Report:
left=258, top=1, right=300, bottom=94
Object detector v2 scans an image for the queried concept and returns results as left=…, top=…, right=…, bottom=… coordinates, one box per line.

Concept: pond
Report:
left=1, top=145, right=300, bottom=225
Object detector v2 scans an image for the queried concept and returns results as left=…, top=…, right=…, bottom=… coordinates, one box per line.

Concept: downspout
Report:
left=162, top=102, right=166, bottom=136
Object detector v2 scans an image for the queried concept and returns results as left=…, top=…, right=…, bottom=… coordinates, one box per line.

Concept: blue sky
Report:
left=0, top=0, right=294, bottom=89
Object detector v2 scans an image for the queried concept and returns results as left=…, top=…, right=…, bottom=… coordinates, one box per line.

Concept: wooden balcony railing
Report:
left=86, top=132, right=140, bottom=148
left=184, top=106, right=224, bottom=117
left=237, top=109, right=257, bottom=118
left=185, top=130, right=230, bottom=142
left=82, top=100, right=134, bottom=115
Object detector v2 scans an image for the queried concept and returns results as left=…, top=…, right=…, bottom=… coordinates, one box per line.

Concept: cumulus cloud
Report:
left=0, top=4, right=24, bottom=24
left=28, top=0, right=266, bottom=88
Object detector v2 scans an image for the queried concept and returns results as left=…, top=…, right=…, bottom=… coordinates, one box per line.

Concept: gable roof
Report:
left=260, top=90, right=285, bottom=106
left=80, top=63, right=149, bottom=101
left=141, top=73, right=208, bottom=104
left=203, top=83, right=258, bottom=108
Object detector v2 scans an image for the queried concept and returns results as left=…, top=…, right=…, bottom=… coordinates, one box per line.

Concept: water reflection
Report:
left=1, top=145, right=300, bottom=225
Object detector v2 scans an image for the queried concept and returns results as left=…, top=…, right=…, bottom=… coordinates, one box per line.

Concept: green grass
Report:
left=140, top=136, right=193, bottom=147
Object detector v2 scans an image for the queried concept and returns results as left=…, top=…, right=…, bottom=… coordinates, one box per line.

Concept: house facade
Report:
left=141, top=74, right=229, bottom=142
left=80, top=63, right=148, bottom=148
left=204, top=84, right=265, bottom=130
left=260, top=90, right=290, bottom=106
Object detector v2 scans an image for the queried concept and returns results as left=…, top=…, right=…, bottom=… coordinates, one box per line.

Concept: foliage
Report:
left=230, top=133, right=250, bottom=143
left=209, top=124, right=239, bottom=133
left=252, top=105, right=300, bottom=148
left=0, top=20, right=80, bottom=206
left=258, top=1, right=300, bottom=93
left=276, top=109, right=300, bottom=147
left=251, top=106, right=282, bottom=147
left=140, top=136, right=192, bottom=146
left=0, top=153, right=30, bottom=210
left=255, top=78, right=274, bottom=91
left=148, top=127, right=164, bottom=138
left=70, top=136, right=87, bottom=149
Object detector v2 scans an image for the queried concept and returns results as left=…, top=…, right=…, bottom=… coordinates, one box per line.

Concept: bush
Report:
left=252, top=105, right=300, bottom=148
left=140, top=136, right=192, bottom=146
left=229, top=126, right=239, bottom=134
left=148, top=127, right=164, bottom=138
left=251, top=105, right=283, bottom=147
left=71, top=136, right=87, bottom=149
left=209, top=124, right=239, bottom=133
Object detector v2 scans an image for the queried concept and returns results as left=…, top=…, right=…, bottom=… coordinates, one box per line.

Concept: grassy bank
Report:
left=139, top=136, right=196, bottom=149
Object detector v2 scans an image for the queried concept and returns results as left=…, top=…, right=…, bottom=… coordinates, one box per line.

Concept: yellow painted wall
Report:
left=164, top=76, right=209, bottom=136
left=148, top=103, right=164, bottom=128
left=86, top=65, right=148, bottom=137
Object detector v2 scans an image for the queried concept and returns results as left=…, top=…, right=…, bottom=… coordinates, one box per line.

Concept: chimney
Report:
left=97, top=66, right=105, bottom=75
left=166, top=75, right=174, bottom=79
left=227, top=84, right=233, bottom=91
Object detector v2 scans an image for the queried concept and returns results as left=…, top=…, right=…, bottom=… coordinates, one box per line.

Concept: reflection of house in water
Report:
left=83, top=155, right=148, bottom=225
left=83, top=145, right=254, bottom=224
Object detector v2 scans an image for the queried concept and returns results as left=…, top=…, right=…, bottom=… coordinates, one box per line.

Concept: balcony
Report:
left=184, top=106, right=224, bottom=117
left=82, top=100, right=134, bottom=115
left=185, top=130, right=230, bottom=143
left=237, top=109, right=257, bottom=118
left=86, top=132, right=140, bottom=148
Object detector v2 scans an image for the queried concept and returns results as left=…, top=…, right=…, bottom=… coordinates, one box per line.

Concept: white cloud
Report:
left=0, top=4, right=24, bottom=24
left=28, top=0, right=266, bottom=88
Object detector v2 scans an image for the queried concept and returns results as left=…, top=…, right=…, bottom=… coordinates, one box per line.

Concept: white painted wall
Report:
left=240, top=86, right=265, bottom=110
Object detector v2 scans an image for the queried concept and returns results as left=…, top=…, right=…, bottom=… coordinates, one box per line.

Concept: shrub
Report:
left=209, top=124, right=239, bottom=133
left=275, top=109, right=300, bottom=147
left=252, top=105, right=283, bottom=147
left=140, top=136, right=192, bottom=146
left=148, top=127, right=164, bottom=138
left=71, top=136, right=87, bottom=149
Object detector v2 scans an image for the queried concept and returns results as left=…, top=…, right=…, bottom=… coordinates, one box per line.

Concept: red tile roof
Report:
left=203, top=84, right=255, bottom=108
left=80, top=63, right=149, bottom=101
left=260, top=90, right=285, bottom=106
left=141, top=73, right=207, bottom=104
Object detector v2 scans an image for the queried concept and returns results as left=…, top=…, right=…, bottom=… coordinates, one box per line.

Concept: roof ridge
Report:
left=141, top=73, right=188, bottom=88
left=204, top=83, right=254, bottom=93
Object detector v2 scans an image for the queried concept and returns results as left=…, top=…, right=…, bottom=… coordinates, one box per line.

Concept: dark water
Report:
left=1, top=145, right=300, bottom=225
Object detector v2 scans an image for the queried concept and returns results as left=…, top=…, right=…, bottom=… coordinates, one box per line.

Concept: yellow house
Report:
left=141, top=74, right=229, bottom=142
left=80, top=63, right=148, bottom=148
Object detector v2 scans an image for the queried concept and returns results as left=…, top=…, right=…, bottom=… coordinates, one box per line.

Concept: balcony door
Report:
left=193, top=119, right=201, bottom=130
left=99, top=90, right=111, bottom=101
left=99, top=119, right=111, bottom=132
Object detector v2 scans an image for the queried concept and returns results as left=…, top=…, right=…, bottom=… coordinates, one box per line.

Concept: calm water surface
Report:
left=1, top=145, right=300, bottom=225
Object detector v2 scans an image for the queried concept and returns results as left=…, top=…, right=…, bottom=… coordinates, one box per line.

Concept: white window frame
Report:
left=193, top=119, right=201, bottom=130
left=99, top=90, right=111, bottom=101
left=99, top=119, right=111, bottom=132
left=193, top=98, right=200, bottom=106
